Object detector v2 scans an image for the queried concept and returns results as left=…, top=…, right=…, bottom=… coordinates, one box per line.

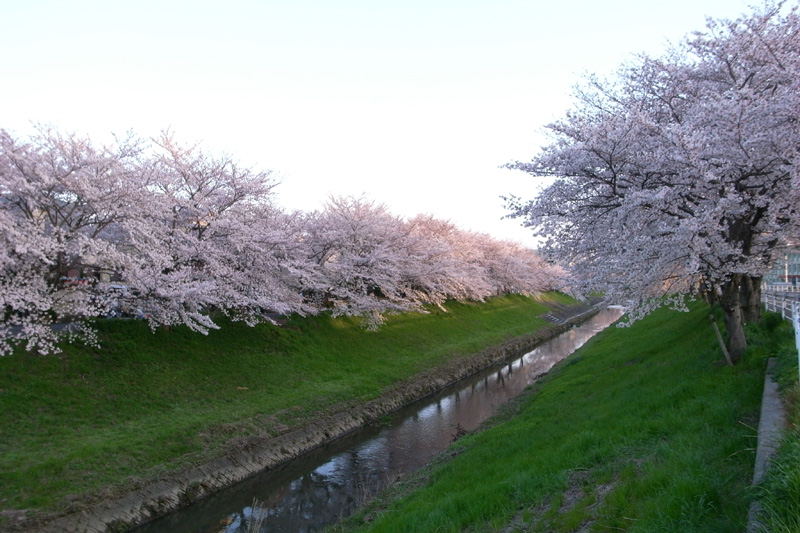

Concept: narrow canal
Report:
left=136, top=307, right=624, bottom=533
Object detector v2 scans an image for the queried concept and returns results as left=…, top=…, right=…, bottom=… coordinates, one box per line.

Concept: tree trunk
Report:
left=720, top=275, right=747, bottom=364
left=700, top=279, right=717, bottom=306
left=740, top=274, right=762, bottom=324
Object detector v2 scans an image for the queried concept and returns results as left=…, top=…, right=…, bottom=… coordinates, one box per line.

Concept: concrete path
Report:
left=747, top=358, right=787, bottom=532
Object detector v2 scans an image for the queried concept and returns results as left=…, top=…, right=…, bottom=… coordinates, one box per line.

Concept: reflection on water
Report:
left=136, top=307, right=623, bottom=533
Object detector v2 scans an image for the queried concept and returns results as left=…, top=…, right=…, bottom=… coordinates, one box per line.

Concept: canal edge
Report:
left=33, top=309, right=601, bottom=533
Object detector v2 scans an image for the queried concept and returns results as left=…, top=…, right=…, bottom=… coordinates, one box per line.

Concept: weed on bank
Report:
left=0, top=293, right=573, bottom=527
left=337, top=303, right=781, bottom=532
left=753, top=312, right=800, bottom=532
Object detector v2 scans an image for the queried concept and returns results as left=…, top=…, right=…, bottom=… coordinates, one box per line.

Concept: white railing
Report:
left=762, top=290, right=800, bottom=383
left=763, top=283, right=800, bottom=293
left=762, top=291, right=800, bottom=318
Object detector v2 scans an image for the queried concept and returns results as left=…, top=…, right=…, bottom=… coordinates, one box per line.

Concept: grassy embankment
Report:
left=755, top=312, right=800, bottom=532
left=334, top=302, right=798, bottom=532
left=0, top=292, right=576, bottom=526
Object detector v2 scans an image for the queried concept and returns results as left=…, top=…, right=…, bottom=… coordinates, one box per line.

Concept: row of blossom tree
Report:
left=0, top=128, right=563, bottom=355
left=506, top=3, right=799, bottom=362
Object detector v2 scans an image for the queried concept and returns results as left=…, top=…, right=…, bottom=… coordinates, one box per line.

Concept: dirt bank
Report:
left=33, top=309, right=598, bottom=533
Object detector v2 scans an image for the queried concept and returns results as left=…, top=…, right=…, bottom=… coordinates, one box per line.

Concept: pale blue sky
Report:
left=1, top=0, right=754, bottom=246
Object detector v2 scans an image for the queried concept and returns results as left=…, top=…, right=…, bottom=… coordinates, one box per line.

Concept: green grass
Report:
left=0, top=293, right=568, bottom=522
left=752, top=312, right=800, bottom=532
left=335, top=302, right=776, bottom=532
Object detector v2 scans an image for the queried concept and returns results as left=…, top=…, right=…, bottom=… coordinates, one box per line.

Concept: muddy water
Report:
left=136, top=307, right=624, bottom=533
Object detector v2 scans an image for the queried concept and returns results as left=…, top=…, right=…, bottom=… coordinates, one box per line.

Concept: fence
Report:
left=762, top=287, right=800, bottom=383
left=765, top=283, right=800, bottom=293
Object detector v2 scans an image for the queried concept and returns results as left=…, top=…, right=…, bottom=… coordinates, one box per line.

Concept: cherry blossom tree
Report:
left=1, top=128, right=563, bottom=355
left=0, top=126, right=147, bottom=354
left=506, top=3, right=800, bottom=362
left=116, top=131, right=303, bottom=333
left=301, top=196, right=419, bottom=328
left=0, top=128, right=300, bottom=353
left=399, top=215, right=492, bottom=304
left=477, top=237, right=564, bottom=296
left=398, top=215, right=562, bottom=306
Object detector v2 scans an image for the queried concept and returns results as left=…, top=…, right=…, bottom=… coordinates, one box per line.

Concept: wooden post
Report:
left=710, top=314, right=734, bottom=366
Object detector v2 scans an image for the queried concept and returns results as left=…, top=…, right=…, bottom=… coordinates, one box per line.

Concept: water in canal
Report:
left=136, top=307, right=624, bottom=533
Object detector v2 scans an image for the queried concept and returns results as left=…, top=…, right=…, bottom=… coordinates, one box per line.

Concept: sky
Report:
left=1, top=0, right=757, bottom=247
